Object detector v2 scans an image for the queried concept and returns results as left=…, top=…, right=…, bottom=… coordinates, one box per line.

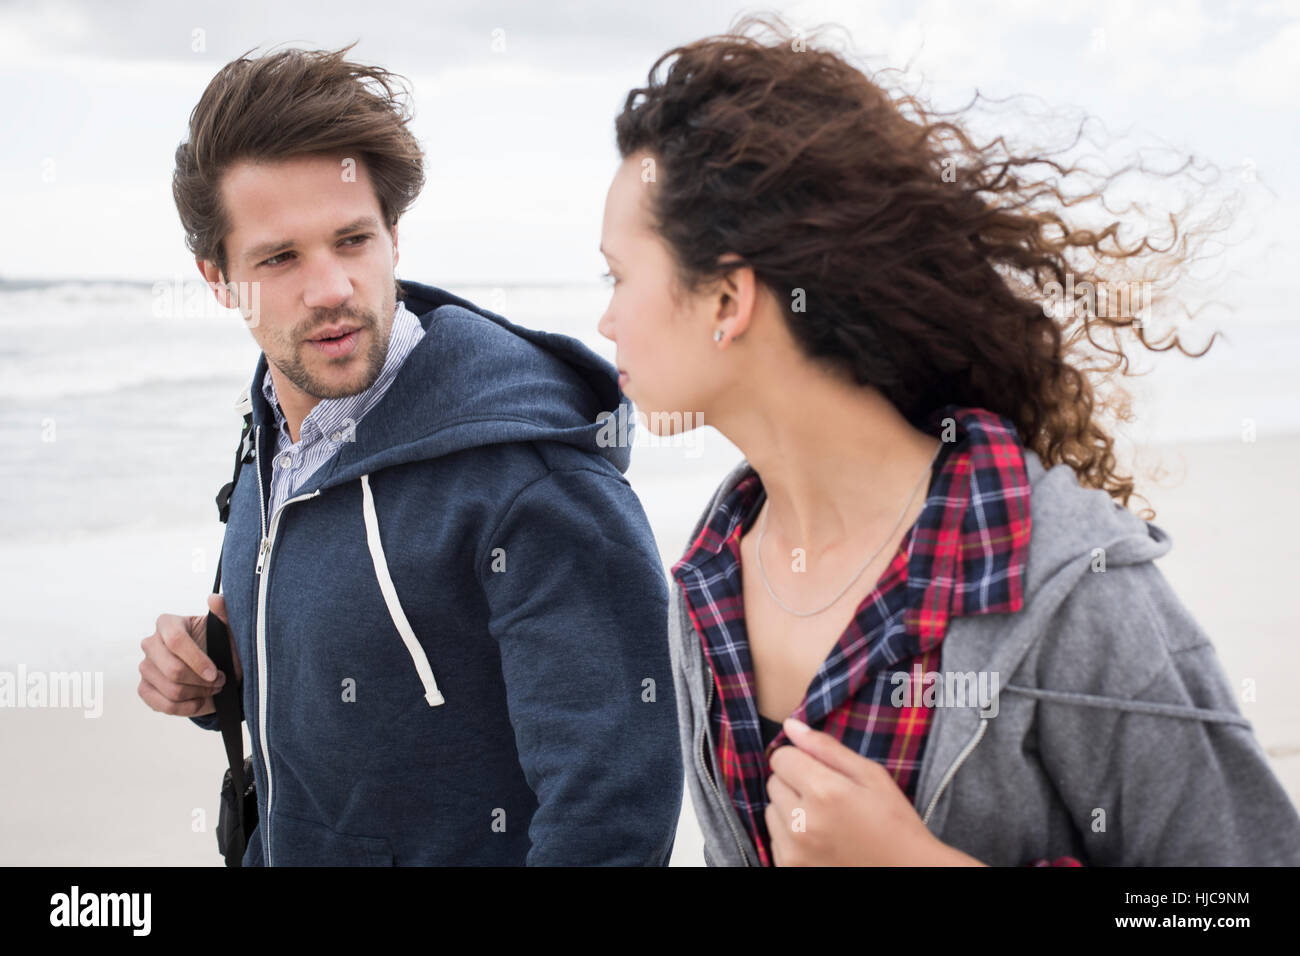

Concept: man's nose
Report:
left=302, top=252, right=353, bottom=311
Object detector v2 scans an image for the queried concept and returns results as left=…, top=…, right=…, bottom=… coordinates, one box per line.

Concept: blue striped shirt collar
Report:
left=261, top=300, right=425, bottom=445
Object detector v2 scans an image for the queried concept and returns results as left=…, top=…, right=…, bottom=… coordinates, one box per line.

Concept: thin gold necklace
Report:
left=755, top=441, right=944, bottom=617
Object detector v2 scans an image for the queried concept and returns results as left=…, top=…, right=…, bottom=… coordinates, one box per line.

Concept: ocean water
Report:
left=1, top=278, right=1297, bottom=545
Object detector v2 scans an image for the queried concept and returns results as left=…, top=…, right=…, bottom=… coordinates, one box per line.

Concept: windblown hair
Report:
left=173, top=42, right=425, bottom=283
left=615, top=14, right=1233, bottom=516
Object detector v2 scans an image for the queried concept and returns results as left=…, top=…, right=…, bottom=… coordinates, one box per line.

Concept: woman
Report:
left=596, top=15, right=1300, bottom=866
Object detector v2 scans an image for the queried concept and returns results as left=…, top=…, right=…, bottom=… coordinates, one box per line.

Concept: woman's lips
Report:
left=309, top=329, right=360, bottom=358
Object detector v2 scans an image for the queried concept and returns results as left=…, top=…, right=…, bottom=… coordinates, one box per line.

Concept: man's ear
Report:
left=196, top=257, right=235, bottom=309
left=391, top=220, right=400, bottom=268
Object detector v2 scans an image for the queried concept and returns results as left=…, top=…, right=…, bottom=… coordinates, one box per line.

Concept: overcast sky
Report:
left=1, top=0, right=1297, bottom=297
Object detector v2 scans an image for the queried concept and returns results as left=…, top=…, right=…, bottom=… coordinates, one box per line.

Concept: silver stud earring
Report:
left=713, top=329, right=724, bottom=343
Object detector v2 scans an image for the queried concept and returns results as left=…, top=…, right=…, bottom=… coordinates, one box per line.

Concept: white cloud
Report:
left=1231, top=19, right=1300, bottom=105
left=0, top=0, right=92, bottom=64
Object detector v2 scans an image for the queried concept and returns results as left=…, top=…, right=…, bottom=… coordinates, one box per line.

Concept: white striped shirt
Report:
left=262, top=300, right=425, bottom=516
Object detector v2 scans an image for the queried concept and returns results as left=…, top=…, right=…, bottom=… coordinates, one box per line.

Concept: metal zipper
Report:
left=254, top=427, right=268, bottom=555
left=922, top=717, right=988, bottom=825
left=698, top=660, right=752, bottom=865
left=250, top=424, right=323, bottom=866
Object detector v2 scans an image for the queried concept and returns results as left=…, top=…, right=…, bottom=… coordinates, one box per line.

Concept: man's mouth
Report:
left=307, top=325, right=362, bottom=358
left=309, top=323, right=360, bottom=341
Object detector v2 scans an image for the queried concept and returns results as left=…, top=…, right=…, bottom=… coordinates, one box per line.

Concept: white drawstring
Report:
left=360, top=473, right=445, bottom=707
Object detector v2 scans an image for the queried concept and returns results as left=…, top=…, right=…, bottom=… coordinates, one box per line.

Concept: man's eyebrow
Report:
left=243, top=216, right=383, bottom=263
left=243, top=238, right=293, bottom=264
left=333, top=216, right=381, bottom=238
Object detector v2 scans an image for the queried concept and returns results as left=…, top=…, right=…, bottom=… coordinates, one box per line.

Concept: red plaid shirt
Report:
left=672, top=405, right=1082, bottom=867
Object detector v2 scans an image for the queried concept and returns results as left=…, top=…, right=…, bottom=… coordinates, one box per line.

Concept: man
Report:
left=138, top=45, right=682, bottom=865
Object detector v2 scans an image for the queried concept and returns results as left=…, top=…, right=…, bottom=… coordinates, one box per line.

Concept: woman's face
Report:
left=597, top=153, right=717, bottom=435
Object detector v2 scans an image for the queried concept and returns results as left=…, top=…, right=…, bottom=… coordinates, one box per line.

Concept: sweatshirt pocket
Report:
left=273, top=810, right=393, bottom=866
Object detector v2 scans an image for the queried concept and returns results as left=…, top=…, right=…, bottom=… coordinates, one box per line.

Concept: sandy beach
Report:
left=1, top=433, right=1297, bottom=866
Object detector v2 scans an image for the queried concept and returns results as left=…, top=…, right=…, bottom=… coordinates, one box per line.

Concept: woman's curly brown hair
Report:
left=615, top=13, right=1235, bottom=517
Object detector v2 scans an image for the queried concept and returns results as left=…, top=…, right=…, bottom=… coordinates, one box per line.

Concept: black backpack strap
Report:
left=208, top=410, right=255, bottom=864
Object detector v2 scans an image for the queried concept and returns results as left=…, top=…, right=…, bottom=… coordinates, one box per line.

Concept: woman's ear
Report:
left=715, top=253, right=755, bottom=342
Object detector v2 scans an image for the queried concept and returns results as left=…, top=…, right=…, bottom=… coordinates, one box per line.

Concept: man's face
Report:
left=207, top=152, right=399, bottom=402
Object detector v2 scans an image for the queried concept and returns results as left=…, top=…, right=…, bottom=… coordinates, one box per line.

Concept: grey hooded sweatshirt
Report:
left=668, top=447, right=1300, bottom=866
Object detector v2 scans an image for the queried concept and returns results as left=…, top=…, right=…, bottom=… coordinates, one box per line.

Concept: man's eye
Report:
left=342, top=234, right=371, bottom=247
left=261, top=252, right=292, bottom=267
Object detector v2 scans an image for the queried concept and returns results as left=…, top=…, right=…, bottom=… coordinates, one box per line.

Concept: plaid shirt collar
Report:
left=671, top=404, right=1032, bottom=864
left=672, top=404, right=1031, bottom=638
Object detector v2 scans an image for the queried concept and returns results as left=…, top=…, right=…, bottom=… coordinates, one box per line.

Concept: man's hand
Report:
left=764, top=717, right=987, bottom=866
left=138, top=593, right=241, bottom=717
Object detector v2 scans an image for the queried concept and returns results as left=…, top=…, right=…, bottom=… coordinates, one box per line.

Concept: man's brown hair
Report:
left=173, top=42, right=425, bottom=282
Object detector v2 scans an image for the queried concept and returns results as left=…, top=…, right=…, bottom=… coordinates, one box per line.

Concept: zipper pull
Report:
left=255, top=537, right=271, bottom=574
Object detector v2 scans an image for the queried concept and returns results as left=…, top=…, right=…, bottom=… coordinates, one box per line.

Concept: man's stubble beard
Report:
left=272, top=294, right=395, bottom=401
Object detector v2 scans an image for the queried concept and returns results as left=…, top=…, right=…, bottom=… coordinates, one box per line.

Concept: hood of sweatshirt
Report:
left=236, top=279, right=632, bottom=485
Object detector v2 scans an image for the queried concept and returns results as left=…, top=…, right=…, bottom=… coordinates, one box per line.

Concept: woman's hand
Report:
left=765, top=717, right=987, bottom=866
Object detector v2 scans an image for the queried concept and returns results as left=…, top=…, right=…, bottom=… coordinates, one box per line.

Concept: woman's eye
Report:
left=601, top=271, right=619, bottom=286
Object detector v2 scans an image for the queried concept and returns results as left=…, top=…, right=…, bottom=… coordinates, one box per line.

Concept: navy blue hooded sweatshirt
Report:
left=191, top=280, right=683, bottom=865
